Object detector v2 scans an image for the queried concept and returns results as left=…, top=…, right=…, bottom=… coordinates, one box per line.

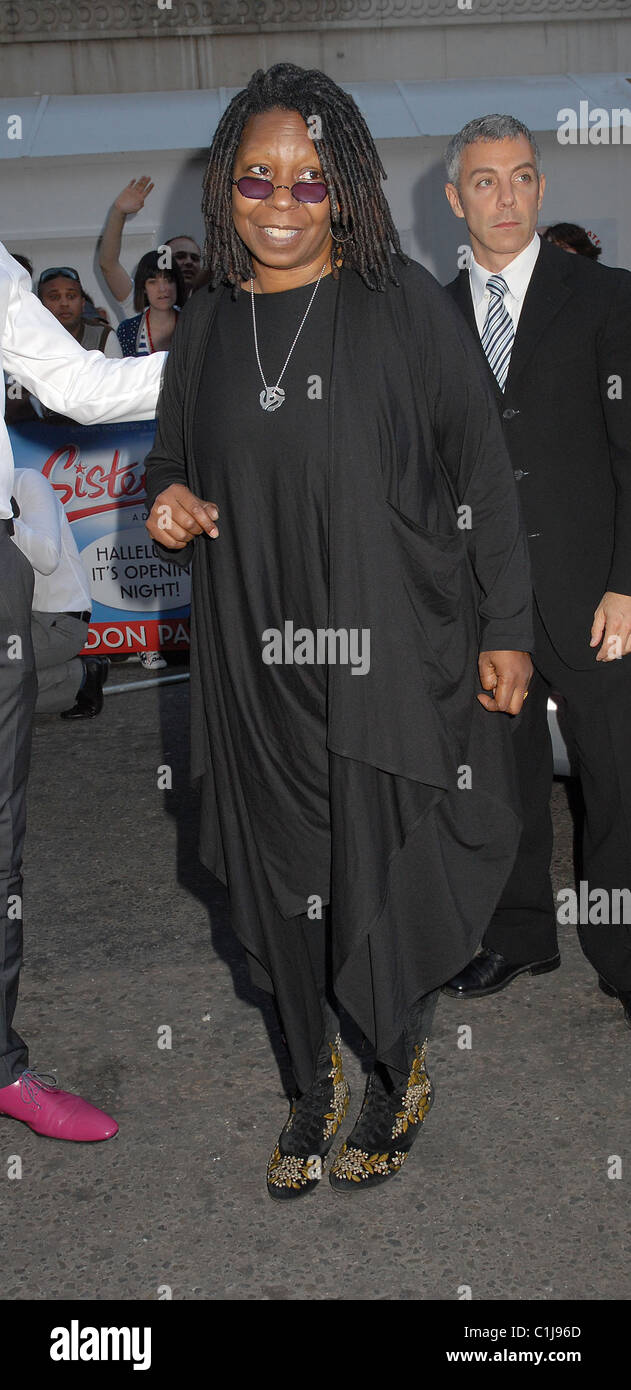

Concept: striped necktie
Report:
left=480, top=273, right=514, bottom=391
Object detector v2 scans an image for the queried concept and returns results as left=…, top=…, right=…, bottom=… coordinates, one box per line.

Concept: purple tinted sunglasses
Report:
left=231, top=176, right=328, bottom=204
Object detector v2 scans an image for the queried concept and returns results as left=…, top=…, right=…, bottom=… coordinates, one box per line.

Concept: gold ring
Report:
left=523, top=690, right=529, bottom=700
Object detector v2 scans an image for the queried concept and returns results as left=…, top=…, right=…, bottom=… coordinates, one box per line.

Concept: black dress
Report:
left=192, top=275, right=336, bottom=914
left=191, top=276, right=346, bottom=1082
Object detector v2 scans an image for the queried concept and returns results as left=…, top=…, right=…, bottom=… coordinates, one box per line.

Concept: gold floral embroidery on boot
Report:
left=391, top=1039, right=431, bottom=1139
left=281, top=1038, right=347, bottom=1141
left=329, top=1144, right=408, bottom=1182
left=267, top=1036, right=349, bottom=1198
left=267, top=1145, right=323, bottom=1191
left=323, top=1037, right=349, bottom=1140
left=329, top=1041, right=433, bottom=1191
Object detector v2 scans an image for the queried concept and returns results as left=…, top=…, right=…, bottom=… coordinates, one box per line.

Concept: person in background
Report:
left=541, top=222, right=602, bottom=260
left=117, top=250, right=186, bottom=671
left=38, top=266, right=122, bottom=357
left=82, top=294, right=114, bottom=328
left=11, top=468, right=109, bottom=720
left=116, top=250, right=185, bottom=358
left=442, top=114, right=631, bottom=1026
left=9, top=261, right=115, bottom=324
left=0, top=242, right=165, bottom=1143
left=98, top=176, right=201, bottom=310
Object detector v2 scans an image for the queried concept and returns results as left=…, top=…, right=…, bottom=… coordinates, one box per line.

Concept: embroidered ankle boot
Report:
left=266, top=1035, right=350, bottom=1201
left=329, top=1039, right=433, bottom=1193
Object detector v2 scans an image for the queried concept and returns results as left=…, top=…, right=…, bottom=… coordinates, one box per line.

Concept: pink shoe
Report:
left=0, top=1070, right=119, bottom=1141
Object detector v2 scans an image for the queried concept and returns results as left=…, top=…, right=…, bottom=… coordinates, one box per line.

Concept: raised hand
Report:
left=114, top=177, right=155, bottom=216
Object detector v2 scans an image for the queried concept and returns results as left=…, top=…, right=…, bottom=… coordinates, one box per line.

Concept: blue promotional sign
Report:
left=9, top=418, right=191, bottom=655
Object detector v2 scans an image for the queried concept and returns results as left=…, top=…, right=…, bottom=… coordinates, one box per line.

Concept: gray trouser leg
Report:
left=31, top=611, right=87, bottom=714
left=0, top=532, right=37, bottom=1085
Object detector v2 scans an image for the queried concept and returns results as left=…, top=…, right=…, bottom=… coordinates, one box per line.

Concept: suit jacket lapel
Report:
left=450, top=269, right=478, bottom=338
left=449, top=271, right=503, bottom=404
left=504, top=240, right=574, bottom=391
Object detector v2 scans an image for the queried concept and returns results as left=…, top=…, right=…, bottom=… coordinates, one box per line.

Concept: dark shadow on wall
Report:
left=410, top=158, right=468, bottom=286
left=158, top=155, right=206, bottom=255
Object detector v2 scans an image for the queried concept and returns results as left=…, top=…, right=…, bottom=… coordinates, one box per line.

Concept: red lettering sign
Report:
left=41, top=445, right=146, bottom=520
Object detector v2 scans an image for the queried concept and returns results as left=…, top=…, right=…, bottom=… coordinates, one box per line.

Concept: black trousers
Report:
left=485, top=604, right=631, bottom=989
left=0, top=529, right=36, bottom=1086
left=251, top=907, right=439, bottom=1093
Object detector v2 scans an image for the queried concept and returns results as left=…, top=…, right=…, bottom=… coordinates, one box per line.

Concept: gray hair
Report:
left=445, top=115, right=541, bottom=187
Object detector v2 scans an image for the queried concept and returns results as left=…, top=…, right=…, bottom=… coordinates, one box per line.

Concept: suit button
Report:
left=503, top=407, right=520, bottom=420
left=513, top=469, right=525, bottom=481
left=527, top=532, right=541, bottom=539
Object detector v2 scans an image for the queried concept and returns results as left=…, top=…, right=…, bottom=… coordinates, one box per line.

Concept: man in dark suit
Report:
left=441, top=114, right=631, bottom=1026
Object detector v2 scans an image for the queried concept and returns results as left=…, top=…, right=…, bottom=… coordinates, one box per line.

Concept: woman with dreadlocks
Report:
left=144, top=63, right=533, bottom=1199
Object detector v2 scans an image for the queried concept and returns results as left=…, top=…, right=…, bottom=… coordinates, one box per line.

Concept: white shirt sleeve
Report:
left=11, top=467, right=62, bottom=576
left=1, top=245, right=165, bottom=423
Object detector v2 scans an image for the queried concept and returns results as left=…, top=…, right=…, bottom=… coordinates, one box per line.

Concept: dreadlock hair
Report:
left=201, top=62, right=408, bottom=297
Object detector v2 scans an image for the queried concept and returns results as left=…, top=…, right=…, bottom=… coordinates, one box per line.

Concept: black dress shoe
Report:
left=598, top=977, right=631, bottom=1030
left=442, top=946, right=561, bottom=999
left=60, top=657, right=109, bottom=720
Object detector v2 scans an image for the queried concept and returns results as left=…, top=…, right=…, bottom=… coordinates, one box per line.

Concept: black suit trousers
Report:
left=0, top=529, right=36, bottom=1085
left=485, top=604, right=631, bottom=990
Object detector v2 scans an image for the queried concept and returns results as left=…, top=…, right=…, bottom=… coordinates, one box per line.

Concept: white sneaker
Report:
left=139, top=651, right=167, bottom=670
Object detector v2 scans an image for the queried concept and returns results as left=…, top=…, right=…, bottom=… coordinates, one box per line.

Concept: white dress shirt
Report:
left=469, top=233, right=541, bottom=339
left=11, top=467, right=91, bottom=613
left=0, top=243, right=167, bottom=518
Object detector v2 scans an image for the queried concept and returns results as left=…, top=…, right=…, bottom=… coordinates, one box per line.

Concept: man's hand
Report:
left=146, top=484, right=219, bottom=548
left=590, top=591, right=631, bottom=661
left=477, top=650, right=533, bottom=715
left=114, top=177, right=155, bottom=216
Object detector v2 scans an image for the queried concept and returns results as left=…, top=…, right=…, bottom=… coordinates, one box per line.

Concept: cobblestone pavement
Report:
left=3, top=674, right=630, bottom=1301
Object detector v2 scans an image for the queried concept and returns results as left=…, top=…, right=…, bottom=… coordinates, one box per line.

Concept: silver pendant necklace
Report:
left=250, top=262, right=328, bottom=412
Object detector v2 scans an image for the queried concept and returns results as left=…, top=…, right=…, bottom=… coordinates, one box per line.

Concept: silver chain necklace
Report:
left=250, top=262, right=328, bottom=412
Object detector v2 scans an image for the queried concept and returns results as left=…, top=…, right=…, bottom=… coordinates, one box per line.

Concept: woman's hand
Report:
left=114, top=177, right=155, bottom=216
left=146, top=484, right=219, bottom=549
left=477, top=650, right=533, bottom=715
